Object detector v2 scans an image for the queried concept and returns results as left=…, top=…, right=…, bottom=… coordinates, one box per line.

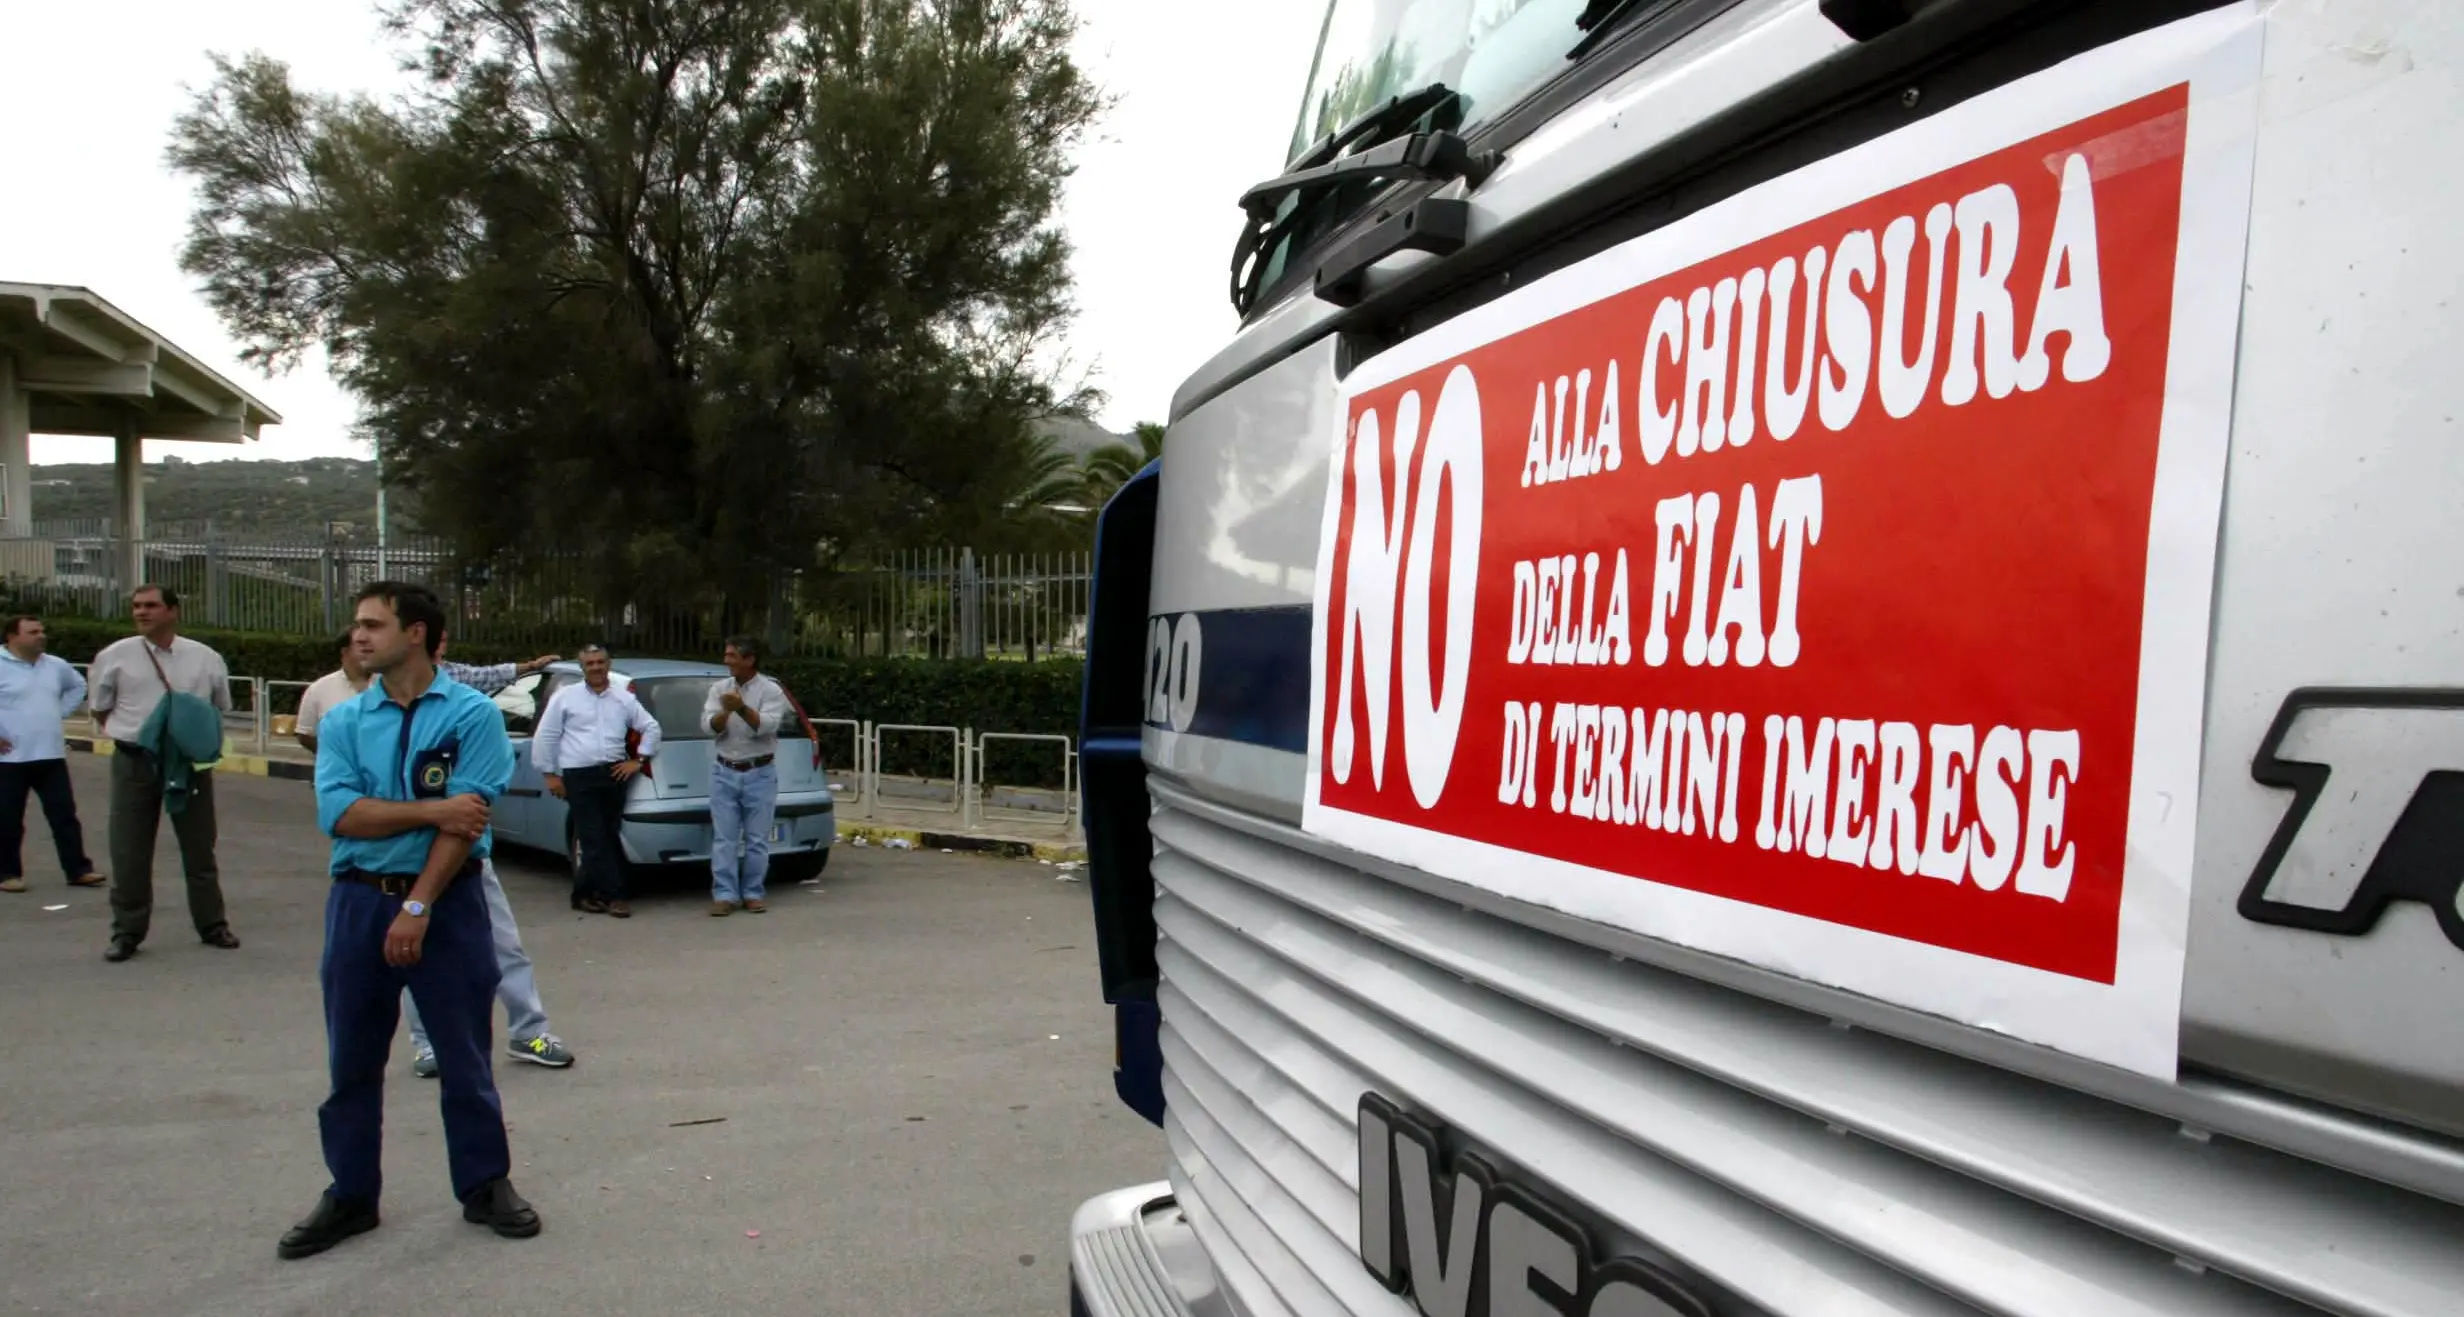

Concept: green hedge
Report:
left=29, top=617, right=1084, bottom=787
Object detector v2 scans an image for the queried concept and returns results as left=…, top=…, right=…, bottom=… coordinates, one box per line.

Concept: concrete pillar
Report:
left=0, top=353, right=29, bottom=537
left=114, top=418, right=143, bottom=596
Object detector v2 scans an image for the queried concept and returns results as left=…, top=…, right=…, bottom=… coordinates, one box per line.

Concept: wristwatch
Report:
left=403, top=899, right=429, bottom=918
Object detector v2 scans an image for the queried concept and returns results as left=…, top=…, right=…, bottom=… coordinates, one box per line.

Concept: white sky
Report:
left=0, top=0, right=1326, bottom=465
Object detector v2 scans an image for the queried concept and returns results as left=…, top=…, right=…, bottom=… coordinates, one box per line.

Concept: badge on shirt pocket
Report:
left=411, top=741, right=458, bottom=800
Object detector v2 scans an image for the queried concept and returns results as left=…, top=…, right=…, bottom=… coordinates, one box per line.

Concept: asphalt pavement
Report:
left=0, top=756, right=1159, bottom=1316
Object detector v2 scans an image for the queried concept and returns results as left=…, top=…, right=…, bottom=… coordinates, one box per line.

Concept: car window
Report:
left=633, top=677, right=723, bottom=740
left=494, top=672, right=544, bottom=735
left=631, top=675, right=810, bottom=740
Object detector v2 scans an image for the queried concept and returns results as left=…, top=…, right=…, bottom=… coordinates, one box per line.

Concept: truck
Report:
left=1070, top=2, right=2464, bottom=1314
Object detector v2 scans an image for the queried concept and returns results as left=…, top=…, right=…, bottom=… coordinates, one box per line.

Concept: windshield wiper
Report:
left=1569, top=0, right=1681, bottom=60
left=1236, top=126, right=1499, bottom=222
left=1227, top=84, right=1501, bottom=314
left=1255, top=83, right=1464, bottom=215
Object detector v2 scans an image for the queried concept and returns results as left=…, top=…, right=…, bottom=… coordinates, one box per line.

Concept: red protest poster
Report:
left=1302, top=7, right=2262, bottom=1079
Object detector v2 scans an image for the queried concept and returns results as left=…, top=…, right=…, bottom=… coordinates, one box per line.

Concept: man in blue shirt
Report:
left=280, top=581, right=541, bottom=1259
left=0, top=616, right=103, bottom=893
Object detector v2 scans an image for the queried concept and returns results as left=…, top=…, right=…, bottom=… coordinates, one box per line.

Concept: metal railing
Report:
left=966, top=731, right=1077, bottom=832
left=805, top=717, right=870, bottom=813
left=865, top=724, right=967, bottom=818
left=257, top=679, right=316, bottom=754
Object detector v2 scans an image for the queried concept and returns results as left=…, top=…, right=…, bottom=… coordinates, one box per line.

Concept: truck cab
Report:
left=1074, top=3, right=2464, bottom=1315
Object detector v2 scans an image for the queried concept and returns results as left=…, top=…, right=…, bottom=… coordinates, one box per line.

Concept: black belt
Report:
left=336, top=858, right=480, bottom=896
left=718, top=754, right=774, bottom=771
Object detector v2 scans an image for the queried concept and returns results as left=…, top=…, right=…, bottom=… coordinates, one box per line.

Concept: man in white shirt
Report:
left=0, top=615, right=104, bottom=893
left=701, top=634, right=791, bottom=916
left=531, top=644, right=660, bottom=917
left=87, top=583, right=238, bottom=960
left=293, top=630, right=370, bottom=753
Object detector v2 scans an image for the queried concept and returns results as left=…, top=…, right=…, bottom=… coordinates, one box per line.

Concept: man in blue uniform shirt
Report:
left=280, top=581, right=541, bottom=1259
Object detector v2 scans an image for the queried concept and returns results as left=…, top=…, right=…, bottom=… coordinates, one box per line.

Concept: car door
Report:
left=492, top=671, right=552, bottom=850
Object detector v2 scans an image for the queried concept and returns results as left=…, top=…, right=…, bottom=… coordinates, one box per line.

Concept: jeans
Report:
left=710, top=761, right=778, bottom=904
left=106, top=747, right=224, bottom=944
left=563, top=764, right=628, bottom=902
left=404, top=859, right=550, bottom=1053
left=318, top=870, right=510, bottom=1206
left=0, top=758, right=93, bottom=879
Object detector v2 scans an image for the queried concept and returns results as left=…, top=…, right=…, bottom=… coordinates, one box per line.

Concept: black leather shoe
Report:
left=461, top=1177, right=541, bottom=1238
left=278, top=1191, right=379, bottom=1259
left=103, top=938, right=138, bottom=963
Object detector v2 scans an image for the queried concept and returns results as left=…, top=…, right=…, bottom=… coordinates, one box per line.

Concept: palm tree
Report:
left=1011, top=431, right=1090, bottom=513
left=1080, top=421, right=1167, bottom=506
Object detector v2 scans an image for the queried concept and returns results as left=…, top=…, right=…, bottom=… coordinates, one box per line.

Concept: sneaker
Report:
left=0, top=877, right=24, bottom=893
left=411, top=1046, right=439, bottom=1079
left=509, top=1034, right=575, bottom=1068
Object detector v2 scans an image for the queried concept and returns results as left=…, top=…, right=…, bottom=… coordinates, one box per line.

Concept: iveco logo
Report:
left=2238, top=688, right=2464, bottom=951
left=1358, top=1094, right=1712, bottom=1317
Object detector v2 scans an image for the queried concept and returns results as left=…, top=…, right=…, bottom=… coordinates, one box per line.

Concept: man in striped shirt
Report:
left=438, top=645, right=560, bottom=698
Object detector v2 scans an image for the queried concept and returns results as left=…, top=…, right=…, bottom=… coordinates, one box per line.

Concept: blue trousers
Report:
left=710, top=762, right=778, bottom=904
left=318, top=871, right=510, bottom=1206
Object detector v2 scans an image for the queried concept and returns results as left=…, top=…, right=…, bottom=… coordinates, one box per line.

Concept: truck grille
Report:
left=1146, top=781, right=2464, bottom=1317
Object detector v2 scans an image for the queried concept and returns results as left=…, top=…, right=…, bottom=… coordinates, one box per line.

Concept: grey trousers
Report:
left=404, top=859, right=552, bottom=1051
left=106, top=747, right=226, bottom=945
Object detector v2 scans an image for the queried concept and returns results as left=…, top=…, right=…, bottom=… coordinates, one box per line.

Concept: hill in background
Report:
left=1038, top=415, right=1130, bottom=459
left=24, top=455, right=397, bottom=538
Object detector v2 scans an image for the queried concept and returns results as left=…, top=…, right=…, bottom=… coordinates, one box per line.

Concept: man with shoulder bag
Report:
left=85, top=584, right=236, bottom=962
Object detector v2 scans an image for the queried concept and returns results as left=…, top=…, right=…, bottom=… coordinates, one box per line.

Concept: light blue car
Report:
left=484, top=657, right=836, bottom=884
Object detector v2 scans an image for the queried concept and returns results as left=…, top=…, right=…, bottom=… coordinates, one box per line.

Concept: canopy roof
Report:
left=0, top=282, right=281, bottom=443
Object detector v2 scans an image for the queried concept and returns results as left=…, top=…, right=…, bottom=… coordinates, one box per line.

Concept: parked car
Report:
left=484, top=658, right=836, bottom=885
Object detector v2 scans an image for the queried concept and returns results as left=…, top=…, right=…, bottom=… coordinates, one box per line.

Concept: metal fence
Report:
left=0, top=522, right=1088, bottom=660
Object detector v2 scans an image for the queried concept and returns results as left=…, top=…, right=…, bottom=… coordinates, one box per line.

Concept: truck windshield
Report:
left=1247, top=0, right=1587, bottom=305
left=1286, top=0, right=1588, bottom=165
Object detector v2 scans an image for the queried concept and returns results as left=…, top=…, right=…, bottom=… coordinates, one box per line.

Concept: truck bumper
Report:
left=1067, top=1183, right=1220, bottom=1317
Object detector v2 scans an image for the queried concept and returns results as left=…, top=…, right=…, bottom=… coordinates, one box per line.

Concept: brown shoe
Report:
left=743, top=899, right=768, bottom=914
left=709, top=900, right=733, bottom=917
left=606, top=900, right=632, bottom=919
left=68, top=872, right=106, bottom=888
left=0, top=877, right=24, bottom=893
